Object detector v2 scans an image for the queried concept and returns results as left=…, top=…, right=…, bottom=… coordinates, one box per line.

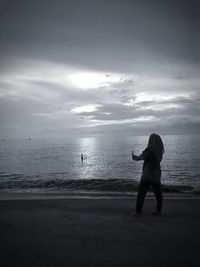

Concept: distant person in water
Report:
left=132, top=133, right=164, bottom=216
left=81, top=153, right=84, bottom=162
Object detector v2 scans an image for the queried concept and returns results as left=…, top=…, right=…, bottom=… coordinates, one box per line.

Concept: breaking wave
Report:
left=0, top=177, right=194, bottom=193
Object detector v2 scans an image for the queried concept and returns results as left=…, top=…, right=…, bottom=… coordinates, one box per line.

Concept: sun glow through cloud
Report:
left=71, top=105, right=99, bottom=114
left=68, top=71, right=123, bottom=89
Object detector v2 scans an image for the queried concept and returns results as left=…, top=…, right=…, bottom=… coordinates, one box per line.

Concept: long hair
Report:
left=147, top=133, right=164, bottom=162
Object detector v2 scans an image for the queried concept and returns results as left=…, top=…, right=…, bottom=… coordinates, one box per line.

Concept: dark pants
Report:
left=136, top=180, right=163, bottom=214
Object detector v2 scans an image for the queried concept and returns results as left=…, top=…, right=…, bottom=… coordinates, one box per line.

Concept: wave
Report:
left=0, top=178, right=194, bottom=193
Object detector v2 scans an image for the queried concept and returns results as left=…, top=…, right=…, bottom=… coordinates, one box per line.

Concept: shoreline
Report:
left=0, top=190, right=199, bottom=201
left=0, top=177, right=198, bottom=195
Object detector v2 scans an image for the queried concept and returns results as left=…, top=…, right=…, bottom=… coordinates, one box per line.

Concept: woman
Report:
left=132, top=133, right=164, bottom=216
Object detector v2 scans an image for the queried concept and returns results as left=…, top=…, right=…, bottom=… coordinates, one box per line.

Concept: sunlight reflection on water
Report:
left=0, top=134, right=200, bottom=191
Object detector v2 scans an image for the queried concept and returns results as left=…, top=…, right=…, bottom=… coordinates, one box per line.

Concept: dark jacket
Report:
left=140, top=147, right=161, bottom=183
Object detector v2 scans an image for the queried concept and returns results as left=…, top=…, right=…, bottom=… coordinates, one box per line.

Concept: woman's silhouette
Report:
left=132, top=133, right=164, bottom=216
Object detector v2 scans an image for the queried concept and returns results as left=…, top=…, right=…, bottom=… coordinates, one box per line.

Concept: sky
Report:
left=0, top=0, right=199, bottom=138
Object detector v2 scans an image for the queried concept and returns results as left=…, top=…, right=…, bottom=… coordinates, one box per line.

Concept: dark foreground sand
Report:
left=1, top=196, right=200, bottom=267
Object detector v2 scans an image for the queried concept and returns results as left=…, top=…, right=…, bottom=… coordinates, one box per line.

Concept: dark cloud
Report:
left=0, top=0, right=199, bottom=72
left=0, top=0, right=199, bottom=137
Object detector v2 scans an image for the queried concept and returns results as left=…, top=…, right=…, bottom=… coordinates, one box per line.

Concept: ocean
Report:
left=0, top=134, right=199, bottom=193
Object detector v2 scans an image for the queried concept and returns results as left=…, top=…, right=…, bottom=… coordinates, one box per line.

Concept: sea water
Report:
left=0, top=134, right=199, bottom=192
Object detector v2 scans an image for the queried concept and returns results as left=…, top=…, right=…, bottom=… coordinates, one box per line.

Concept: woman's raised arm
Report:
left=132, top=151, right=144, bottom=161
left=132, top=148, right=149, bottom=161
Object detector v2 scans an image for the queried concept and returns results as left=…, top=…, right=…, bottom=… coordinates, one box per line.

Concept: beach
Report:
left=1, top=195, right=200, bottom=267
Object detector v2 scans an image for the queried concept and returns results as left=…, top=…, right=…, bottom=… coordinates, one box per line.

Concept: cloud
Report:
left=0, top=0, right=199, bottom=137
left=70, top=93, right=200, bottom=128
left=1, top=0, right=199, bottom=73
left=0, top=59, right=199, bottom=137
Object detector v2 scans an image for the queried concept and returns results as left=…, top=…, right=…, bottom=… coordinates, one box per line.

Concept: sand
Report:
left=1, top=195, right=200, bottom=267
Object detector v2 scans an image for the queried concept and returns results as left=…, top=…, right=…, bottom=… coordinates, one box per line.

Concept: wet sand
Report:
left=1, top=196, right=200, bottom=267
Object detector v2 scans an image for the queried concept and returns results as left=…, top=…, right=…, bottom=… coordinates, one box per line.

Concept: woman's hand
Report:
left=132, top=150, right=138, bottom=160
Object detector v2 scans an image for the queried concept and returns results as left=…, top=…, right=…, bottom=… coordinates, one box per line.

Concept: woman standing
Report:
left=132, top=134, right=164, bottom=216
